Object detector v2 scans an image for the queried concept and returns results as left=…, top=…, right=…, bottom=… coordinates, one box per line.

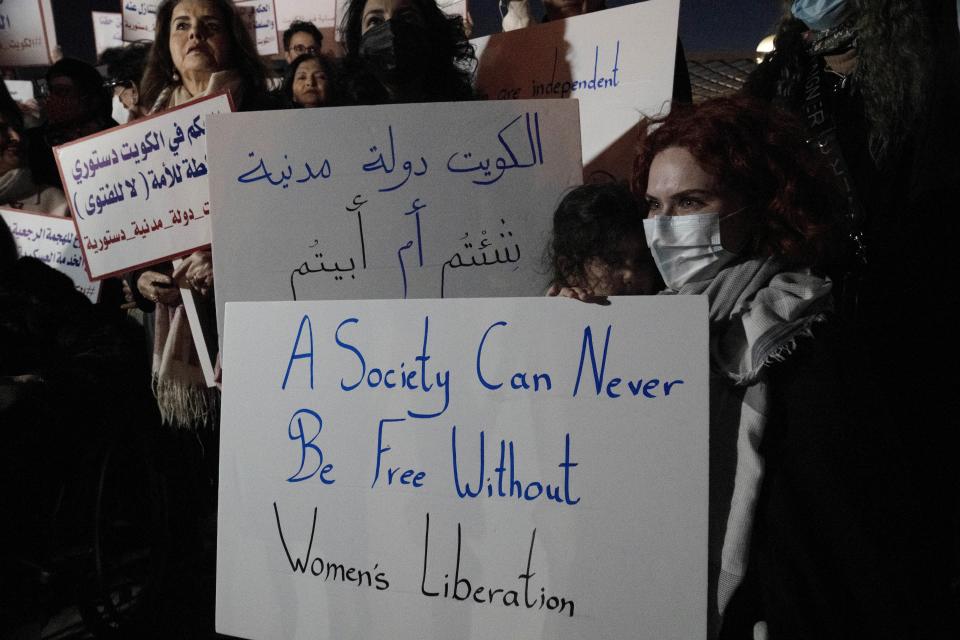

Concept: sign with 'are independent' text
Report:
left=54, top=93, right=233, bottom=280
left=472, top=0, right=679, bottom=182
left=216, top=296, right=709, bottom=640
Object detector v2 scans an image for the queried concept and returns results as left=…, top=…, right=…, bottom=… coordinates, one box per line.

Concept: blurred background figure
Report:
left=283, top=20, right=324, bottom=64
left=339, top=0, right=476, bottom=104
left=547, top=183, right=662, bottom=298
left=100, top=43, right=151, bottom=124
left=27, top=58, right=117, bottom=191
left=282, top=53, right=339, bottom=108
left=0, top=86, right=68, bottom=217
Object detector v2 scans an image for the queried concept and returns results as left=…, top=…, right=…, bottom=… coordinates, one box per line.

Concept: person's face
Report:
left=645, top=146, right=747, bottom=252
left=580, top=234, right=660, bottom=296
left=44, top=76, right=86, bottom=125
left=286, top=31, right=320, bottom=63
left=360, top=0, right=413, bottom=35
left=169, top=0, right=232, bottom=78
left=292, top=59, right=328, bottom=107
left=0, top=115, right=23, bottom=176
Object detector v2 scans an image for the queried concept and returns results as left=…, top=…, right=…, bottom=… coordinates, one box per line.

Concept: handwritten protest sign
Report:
left=4, top=80, right=34, bottom=103
left=92, top=11, right=124, bottom=56
left=275, top=0, right=337, bottom=30
left=122, top=1, right=158, bottom=42
left=236, top=0, right=280, bottom=56
left=1, top=209, right=101, bottom=302
left=216, top=296, right=709, bottom=639
left=472, top=0, right=679, bottom=182
left=0, top=0, right=53, bottom=66
left=54, top=92, right=232, bottom=280
left=207, top=99, right=582, bottom=339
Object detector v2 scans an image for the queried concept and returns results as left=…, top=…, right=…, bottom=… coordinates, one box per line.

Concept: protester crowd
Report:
left=1, top=0, right=958, bottom=638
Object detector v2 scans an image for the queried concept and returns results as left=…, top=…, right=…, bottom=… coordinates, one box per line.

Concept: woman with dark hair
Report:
left=139, top=0, right=275, bottom=113
left=611, top=95, right=933, bottom=639
left=1, top=107, right=68, bottom=216
left=339, top=0, right=475, bottom=104
left=281, top=53, right=338, bottom=108
left=131, top=0, right=276, bottom=429
left=546, top=183, right=661, bottom=297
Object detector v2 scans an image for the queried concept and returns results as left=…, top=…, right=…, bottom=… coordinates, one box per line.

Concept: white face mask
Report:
left=642, top=212, right=740, bottom=290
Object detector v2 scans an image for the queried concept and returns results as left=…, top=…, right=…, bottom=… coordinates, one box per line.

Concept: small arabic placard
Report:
left=54, top=92, right=234, bottom=280
left=207, top=99, right=582, bottom=340
left=216, top=296, right=709, bottom=640
left=236, top=1, right=280, bottom=57
left=0, top=0, right=53, bottom=66
left=1, top=208, right=101, bottom=302
left=122, top=1, right=159, bottom=42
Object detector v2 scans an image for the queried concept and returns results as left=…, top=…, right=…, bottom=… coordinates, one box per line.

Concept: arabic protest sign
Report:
left=216, top=296, right=709, bottom=640
left=207, top=99, right=582, bottom=339
left=275, top=0, right=337, bottom=31
left=0, top=0, right=54, bottom=66
left=54, top=92, right=233, bottom=280
left=122, top=1, right=158, bottom=42
left=472, top=0, right=679, bottom=182
left=1, top=209, right=101, bottom=302
left=236, top=0, right=280, bottom=56
left=4, top=80, right=34, bottom=102
left=92, top=11, right=124, bottom=57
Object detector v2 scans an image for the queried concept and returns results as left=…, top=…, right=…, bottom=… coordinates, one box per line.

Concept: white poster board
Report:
left=235, top=0, right=280, bottom=56
left=207, top=100, right=582, bottom=338
left=1, top=208, right=101, bottom=302
left=216, top=296, right=709, bottom=640
left=54, top=92, right=233, bottom=280
left=92, top=11, right=124, bottom=57
left=275, top=0, right=337, bottom=31
left=0, top=0, right=53, bottom=66
left=472, top=0, right=679, bottom=182
left=122, top=1, right=159, bottom=42
left=4, top=80, right=34, bottom=103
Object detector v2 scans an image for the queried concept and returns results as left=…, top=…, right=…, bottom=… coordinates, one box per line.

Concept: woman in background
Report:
left=281, top=53, right=338, bottom=108
left=339, top=0, right=475, bottom=104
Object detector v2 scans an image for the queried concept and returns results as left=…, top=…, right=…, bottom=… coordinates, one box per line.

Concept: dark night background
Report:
left=44, top=0, right=784, bottom=65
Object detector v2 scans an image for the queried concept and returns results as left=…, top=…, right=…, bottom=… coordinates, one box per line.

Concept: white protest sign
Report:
left=92, top=11, right=124, bottom=57
left=216, top=296, right=709, bottom=640
left=438, top=0, right=466, bottom=19
left=122, top=1, right=158, bottom=42
left=4, top=80, right=34, bottom=102
left=1, top=209, right=101, bottom=302
left=275, top=0, right=336, bottom=30
left=472, top=0, right=679, bottom=182
left=235, top=0, right=280, bottom=56
left=54, top=92, right=233, bottom=280
left=0, top=0, right=53, bottom=66
left=207, top=100, right=582, bottom=338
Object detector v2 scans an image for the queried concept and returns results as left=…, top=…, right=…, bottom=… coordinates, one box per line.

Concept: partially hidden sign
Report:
left=92, top=11, right=123, bottom=56
left=122, top=1, right=158, bottom=42
left=472, top=0, right=679, bottom=182
left=0, top=0, right=54, bottom=66
left=54, top=93, right=234, bottom=280
left=236, top=0, right=280, bottom=56
left=216, top=296, right=709, bottom=639
left=207, top=100, right=582, bottom=338
left=275, top=0, right=337, bottom=30
left=1, top=208, right=101, bottom=302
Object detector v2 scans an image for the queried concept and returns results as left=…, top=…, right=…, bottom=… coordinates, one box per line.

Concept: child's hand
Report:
left=546, top=283, right=610, bottom=305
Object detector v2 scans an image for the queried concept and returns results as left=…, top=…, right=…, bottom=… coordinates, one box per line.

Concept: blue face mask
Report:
left=790, top=0, right=850, bottom=31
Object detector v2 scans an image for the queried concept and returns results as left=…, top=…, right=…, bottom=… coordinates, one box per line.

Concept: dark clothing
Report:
left=719, top=319, right=957, bottom=639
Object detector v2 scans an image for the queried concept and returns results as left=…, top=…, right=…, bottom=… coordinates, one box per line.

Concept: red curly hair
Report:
left=633, top=95, right=839, bottom=265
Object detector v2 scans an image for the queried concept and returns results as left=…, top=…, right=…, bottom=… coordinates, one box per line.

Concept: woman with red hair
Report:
left=627, top=96, right=925, bottom=639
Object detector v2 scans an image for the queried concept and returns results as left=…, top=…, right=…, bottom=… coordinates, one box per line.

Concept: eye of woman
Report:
left=645, top=197, right=661, bottom=212
left=173, top=18, right=190, bottom=30
left=678, top=196, right=704, bottom=209
left=202, top=18, right=222, bottom=33
left=364, top=14, right=385, bottom=29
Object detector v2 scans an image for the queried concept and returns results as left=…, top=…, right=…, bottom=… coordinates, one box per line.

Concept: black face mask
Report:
left=358, top=11, right=435, bottom=86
